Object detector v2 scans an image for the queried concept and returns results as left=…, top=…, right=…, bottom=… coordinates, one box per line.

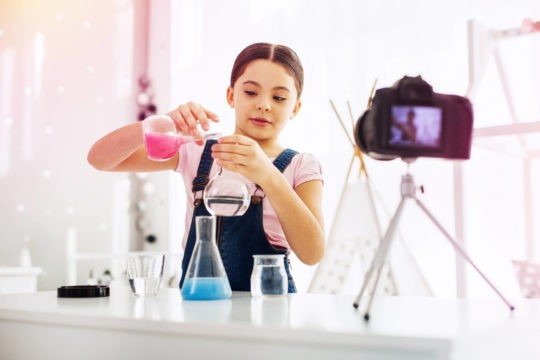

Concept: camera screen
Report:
left=388, top=105, right=443, bottom=149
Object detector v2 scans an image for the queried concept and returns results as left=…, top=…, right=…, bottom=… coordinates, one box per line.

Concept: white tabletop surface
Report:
left=1, top=287, right=539, bottom=359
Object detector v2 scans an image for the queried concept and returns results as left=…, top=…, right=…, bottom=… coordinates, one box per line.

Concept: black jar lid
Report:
left=57, top=285, right=110, bottom=298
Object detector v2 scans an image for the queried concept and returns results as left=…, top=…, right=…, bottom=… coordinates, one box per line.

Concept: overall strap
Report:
left=273, top=148, right=298, bottom=173
left=191, top=139, right=217, bottom=192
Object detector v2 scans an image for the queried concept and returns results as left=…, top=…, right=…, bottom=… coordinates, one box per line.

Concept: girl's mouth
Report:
left=250, top=117, right=271, bottom=126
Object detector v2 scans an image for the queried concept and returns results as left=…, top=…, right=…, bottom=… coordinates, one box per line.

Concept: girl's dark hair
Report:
left=230, top=43, right=304, bottom=98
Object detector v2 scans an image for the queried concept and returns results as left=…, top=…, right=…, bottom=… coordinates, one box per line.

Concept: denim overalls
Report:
left=179, top=139, right=297, bottom=293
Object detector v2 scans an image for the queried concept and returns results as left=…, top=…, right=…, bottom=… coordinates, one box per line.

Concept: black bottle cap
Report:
left=57, top=285, right=110, bottom=298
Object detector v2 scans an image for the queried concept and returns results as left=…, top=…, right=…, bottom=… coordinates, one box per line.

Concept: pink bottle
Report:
left=144, top=132, right=187, bottom=161
left=142, top=115, right=195, bottom=161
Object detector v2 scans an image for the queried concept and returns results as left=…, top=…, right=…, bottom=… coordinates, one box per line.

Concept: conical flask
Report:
left=181, top=216, right=232, bottom=300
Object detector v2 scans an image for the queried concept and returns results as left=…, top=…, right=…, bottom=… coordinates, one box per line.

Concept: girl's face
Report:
left=227, top=59, right=301, bottom=145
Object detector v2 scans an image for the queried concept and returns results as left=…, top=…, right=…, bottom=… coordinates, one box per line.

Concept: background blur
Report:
left=1, top=0, right=539, bottom=299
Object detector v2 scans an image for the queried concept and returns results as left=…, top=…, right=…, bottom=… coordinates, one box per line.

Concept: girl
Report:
left=88, top=43, right=325, bottom=292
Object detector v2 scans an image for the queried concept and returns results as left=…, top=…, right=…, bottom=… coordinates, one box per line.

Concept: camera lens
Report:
left=354, top=111, right=369, bottom=154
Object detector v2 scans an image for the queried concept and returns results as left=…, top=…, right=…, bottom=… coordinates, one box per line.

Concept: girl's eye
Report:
left=274, top=96, right=286, bottom=101
left=244, top=90, right=257, bottom=96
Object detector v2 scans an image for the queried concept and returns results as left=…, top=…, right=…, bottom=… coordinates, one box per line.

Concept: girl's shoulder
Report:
left=290, top=151, right=321, bottom=167
left=176, top=141, right=207, bottom=175
left=285, top=152, right=324, bottom=187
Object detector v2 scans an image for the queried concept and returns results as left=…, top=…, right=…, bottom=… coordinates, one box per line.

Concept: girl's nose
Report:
left=256, top=103, right=271, bottom=112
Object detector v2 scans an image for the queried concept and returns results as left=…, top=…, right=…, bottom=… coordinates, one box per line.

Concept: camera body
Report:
left=354, top=76, right=473, bottom=160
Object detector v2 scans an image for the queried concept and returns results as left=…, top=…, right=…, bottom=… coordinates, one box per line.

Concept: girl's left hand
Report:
left=210, top=135, right=278, bottom=185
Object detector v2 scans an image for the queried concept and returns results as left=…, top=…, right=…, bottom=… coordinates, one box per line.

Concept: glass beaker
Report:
left=181, top=216, right=232, bottom=301
left=126, top=253, right=165, bottom=297
left=250, top=254, right=288, bottom=297
left=203, top=168, right=250, bottom=217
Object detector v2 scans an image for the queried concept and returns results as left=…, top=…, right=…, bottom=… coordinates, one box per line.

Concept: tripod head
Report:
left=399, top=158, right=423, bottom=199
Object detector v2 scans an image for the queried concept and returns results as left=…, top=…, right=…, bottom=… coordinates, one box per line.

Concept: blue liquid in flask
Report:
left=182, top=216, right=232, bottom=301
left=182, top=277, right=231, bottom=301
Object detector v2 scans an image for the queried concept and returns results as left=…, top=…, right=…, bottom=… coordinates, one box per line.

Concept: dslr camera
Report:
left=354, top=76, right=474, bottom=160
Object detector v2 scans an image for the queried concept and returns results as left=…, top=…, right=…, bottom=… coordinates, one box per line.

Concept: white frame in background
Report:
left=453, top=19, right=540, bottom=297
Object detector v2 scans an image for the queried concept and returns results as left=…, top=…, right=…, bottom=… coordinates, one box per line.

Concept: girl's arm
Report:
left=211, top=135, right=325, bottom=265
left=87, top=122, right=179, bottom=172
left=87, top=102, right=219, bottom=172
left=262, top=172, right=325, bottom=265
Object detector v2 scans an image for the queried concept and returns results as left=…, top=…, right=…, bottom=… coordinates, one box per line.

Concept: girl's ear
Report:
left=226, top=86, right=235, bottom=108
left=291, top=99, right=302, bottom=119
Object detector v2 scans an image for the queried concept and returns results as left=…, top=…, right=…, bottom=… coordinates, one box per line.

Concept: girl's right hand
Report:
left=167, top=102, right=220, bottom=139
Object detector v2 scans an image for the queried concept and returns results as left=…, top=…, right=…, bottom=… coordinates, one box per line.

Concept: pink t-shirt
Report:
left=176, top=142, right=323, bottom=253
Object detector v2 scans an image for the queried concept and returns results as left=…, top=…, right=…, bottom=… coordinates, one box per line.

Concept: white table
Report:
left=0, top=287, right=538, bottom=360
left=0, top=267, right=42, bottom=294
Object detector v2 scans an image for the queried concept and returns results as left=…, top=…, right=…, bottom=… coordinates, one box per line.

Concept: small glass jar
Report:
left=250, top=254, right=288, bottom=297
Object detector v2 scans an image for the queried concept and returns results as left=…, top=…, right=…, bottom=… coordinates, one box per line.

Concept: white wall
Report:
left=0, top=0, right=148, bottom=290
left=166, top=0, right=540, bottom=297
left=1, top=0, right=539, bottom=296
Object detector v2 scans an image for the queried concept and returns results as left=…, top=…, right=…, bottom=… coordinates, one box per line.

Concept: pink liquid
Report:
left=144, top=132, right=193, bottom=161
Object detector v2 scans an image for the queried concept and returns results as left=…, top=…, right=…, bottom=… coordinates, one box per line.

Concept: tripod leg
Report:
left=353, top=197, right=408, bottom=320
left=415, top=199, right=515, bottom=311
left=361, top=261, right=386, bottom=321
left=353, top=255, right=380, bottom=309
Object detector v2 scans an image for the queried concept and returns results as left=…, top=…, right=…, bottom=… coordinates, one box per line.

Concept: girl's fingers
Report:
left=217, top=135, right=252, bottom=146
left=191, top=107, right=210, bottom=131
left=168, top=102, right=220, bottom=134
left=200, top=106, right=220, bottom=130
left=212, top=149, right=244, bottom=164
left=212, top=143, right=249, bottom=159
left=167, top=110, right=188, bottom=133
left=179, top=105, right=198, bottom=130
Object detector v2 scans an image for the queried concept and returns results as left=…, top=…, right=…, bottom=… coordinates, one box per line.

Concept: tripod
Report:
left=353, top=160, right=515, bottom=321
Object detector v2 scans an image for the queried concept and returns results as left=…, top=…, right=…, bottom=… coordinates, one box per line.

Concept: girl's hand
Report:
left=210, top=135, right=279, bottom=185
left=167, top=102, right=220, bottom=142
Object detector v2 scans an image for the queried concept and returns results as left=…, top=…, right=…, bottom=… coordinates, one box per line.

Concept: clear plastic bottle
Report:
left=181, top=216, right=232, bottom=300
